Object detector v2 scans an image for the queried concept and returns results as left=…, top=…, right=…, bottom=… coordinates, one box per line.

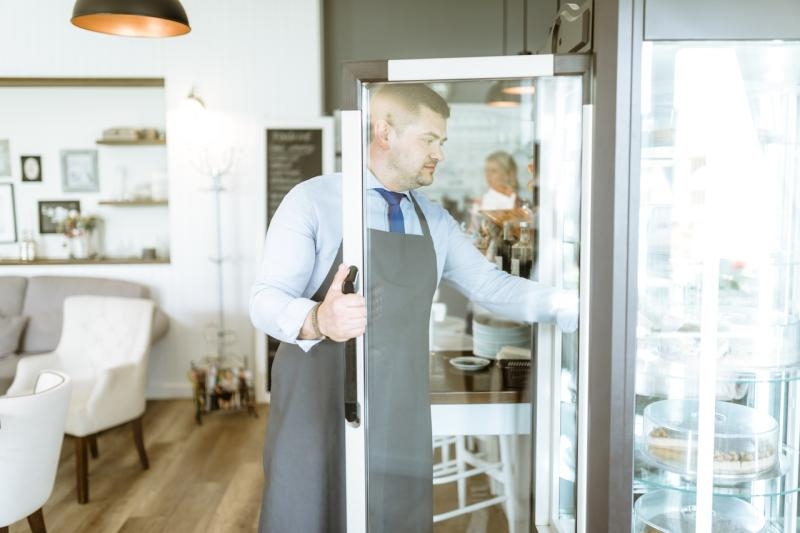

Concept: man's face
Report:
left=386, top=106, right=447, bottom=190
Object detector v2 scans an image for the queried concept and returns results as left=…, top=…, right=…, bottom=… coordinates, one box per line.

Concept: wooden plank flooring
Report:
left=7, top=399, right=512, bottom=532
left=8, top=400, right=267, bottom=533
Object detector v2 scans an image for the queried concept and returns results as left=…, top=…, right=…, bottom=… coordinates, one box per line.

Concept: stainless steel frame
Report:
left=591, top=1, right=800, bottom=531
left=341, top=54, right=595, bottom=532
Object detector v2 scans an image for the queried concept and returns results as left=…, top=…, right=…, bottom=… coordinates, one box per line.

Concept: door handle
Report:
left=342, top=266, right=360, bottom=426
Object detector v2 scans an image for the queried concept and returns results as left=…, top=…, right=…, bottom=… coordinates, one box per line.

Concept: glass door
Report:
left=341, top=55, right=591, bottom=532
left=634, top=41, right=800, bottom=532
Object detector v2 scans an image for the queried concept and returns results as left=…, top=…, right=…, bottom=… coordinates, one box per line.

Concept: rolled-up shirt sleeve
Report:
left=250, top=185, right=323, bottom=351
left=439, top=213, right=562, bottom=324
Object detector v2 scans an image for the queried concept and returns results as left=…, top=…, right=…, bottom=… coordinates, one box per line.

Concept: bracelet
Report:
left=311, top=302, right=325, bottom=339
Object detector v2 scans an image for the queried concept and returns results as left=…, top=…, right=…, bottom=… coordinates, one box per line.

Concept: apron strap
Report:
left=311, top=241, right=344, bottom=302
left=408, top=192, right=433, bottom=241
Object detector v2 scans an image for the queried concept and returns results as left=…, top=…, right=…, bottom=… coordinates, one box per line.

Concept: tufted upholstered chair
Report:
left=0, top=371, right=71, bottom=533
left=8, top=296, right=154, bottom=504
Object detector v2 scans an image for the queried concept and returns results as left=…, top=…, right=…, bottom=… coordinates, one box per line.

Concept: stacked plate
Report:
left=471, top=314, right=531, bottom=359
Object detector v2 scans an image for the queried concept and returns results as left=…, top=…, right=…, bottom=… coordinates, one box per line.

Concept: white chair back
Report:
left=0, top=371, right=72, bottom=527
left=57, top=296, right=154, bottom=370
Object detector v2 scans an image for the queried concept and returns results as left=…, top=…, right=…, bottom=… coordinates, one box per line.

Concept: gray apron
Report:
left=259, top=192, right=437, bottom=533
left=366, top=193, right=437, bottom=533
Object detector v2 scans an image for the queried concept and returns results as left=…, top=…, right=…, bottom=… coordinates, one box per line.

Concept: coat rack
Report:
left=194, top=147, right=237, bottom=363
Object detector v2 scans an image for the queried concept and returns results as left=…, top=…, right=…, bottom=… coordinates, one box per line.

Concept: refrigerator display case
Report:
left=339, top=55, right=591, bottom=532
left=634, top=41, right=800, bottom=532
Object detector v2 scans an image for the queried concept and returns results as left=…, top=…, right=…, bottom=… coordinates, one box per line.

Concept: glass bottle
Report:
left=18, top=230, right=37, bottom=261
left=498, top=221, right=516, bottom=273
left=511, top=221, right=533, bottom=278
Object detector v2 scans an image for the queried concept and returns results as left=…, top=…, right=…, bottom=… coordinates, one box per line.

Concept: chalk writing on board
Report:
left=266, top=128, right=323, bottom=224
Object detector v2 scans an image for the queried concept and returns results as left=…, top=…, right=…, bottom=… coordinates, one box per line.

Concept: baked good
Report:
left=646, top=426, right=776, bottom=476
left=642, top=399, right=779, bottom=478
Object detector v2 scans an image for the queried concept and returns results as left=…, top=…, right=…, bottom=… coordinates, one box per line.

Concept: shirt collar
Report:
left=366, top=170, right=410, bottom=200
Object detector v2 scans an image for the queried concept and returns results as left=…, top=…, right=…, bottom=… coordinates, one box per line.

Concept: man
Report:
left=250, top=83, right=577, bottom=533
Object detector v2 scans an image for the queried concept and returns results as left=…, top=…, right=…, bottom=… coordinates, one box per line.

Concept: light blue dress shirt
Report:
left=250, top=172, right=565, bottom=351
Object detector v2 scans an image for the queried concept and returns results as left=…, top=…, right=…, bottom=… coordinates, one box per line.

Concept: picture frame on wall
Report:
left=20, top=155, right=42, bottom=182
left=38, top=200, right=80, bottom=235
left=0, top=183, right=18, bottom=243
left=0, top=139, right=11, bottom=177
left=61, top=149, right=98, bottom=192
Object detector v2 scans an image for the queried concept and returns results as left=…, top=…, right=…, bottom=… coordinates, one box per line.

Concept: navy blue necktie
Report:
left=375, top=188, right=406, bottom=233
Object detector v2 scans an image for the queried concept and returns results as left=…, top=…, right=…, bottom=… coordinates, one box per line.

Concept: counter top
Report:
left=429, top=350, right=529, bottom=405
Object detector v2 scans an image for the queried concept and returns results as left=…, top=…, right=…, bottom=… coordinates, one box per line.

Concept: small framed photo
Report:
left=0, top=183, right=17, bottom=242
left=21, top=155, right=42, bottom=182
left=61, top=149, right=98, bottom=192
left=0, top=140, right=10, bottom=177
left=38, top=200, right=80, bottom=235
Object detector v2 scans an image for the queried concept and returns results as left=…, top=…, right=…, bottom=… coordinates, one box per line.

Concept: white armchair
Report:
left=7, top=295, right=155, bottom=504
left=0, top=370, right=72, bottom=533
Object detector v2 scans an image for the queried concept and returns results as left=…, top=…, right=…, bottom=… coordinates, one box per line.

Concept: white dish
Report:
left=472, top=314, right=531, bottom=358
left=449, top=356, right=491, bottom=372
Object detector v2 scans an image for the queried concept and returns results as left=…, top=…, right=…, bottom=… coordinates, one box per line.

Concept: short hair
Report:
left=485, top=150, right=519, bottom=193
left=370, top=83, right=451, bottom=123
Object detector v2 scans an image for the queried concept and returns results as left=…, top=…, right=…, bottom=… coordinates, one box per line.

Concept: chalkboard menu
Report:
left=265, top=127, right=325, bottom=391
left=266, top=128, right=324, bottom=224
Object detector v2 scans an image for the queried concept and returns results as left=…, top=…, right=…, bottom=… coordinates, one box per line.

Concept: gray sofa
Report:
left=0, top=275, right=169, bottom=394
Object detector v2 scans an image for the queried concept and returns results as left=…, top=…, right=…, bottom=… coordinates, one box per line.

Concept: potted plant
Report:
left=59, top=211, right=99, bottom=259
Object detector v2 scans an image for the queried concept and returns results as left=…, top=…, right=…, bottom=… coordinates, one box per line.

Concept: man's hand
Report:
left=551, top=290, right=579, bottom=333
left=316, top=264, right=367, bottom=342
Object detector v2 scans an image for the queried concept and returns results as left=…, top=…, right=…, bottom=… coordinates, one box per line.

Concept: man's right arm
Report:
left=249, top=185, right=324, bottom=351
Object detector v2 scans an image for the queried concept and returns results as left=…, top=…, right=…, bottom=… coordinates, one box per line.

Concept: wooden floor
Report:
left=8, top=399, right=512, bottom=533
left=8, top=400, right=267, bottom=533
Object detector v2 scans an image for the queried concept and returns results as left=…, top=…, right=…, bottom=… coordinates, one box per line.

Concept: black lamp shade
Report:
left=71, top=0, right=191, bottom=37
left=486, top=81, right=521, bottom=108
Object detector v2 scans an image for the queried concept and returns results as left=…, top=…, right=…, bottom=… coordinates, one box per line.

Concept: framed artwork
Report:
left=38, top=200, right=80, bottom=235
left=0, top=140, right=10, bottom=177
left=20, top=155, right=42, bottom=182
left=61, top=149, right=98, bottom=192
left=0, top=183, right=17, bottom=243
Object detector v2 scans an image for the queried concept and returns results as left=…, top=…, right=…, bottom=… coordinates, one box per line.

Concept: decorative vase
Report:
left=69, top=231, right=93, bottom=259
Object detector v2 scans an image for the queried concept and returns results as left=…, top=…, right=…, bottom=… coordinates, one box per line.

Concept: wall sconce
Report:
left=185, top=87, right=206, bottom=111
left=71, top=0, right=191, bottom=37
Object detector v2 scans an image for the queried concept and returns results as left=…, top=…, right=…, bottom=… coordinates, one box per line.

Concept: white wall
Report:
left=0, top=87, right=168, bottom=259
left=0, top=0, right=323, bottom=398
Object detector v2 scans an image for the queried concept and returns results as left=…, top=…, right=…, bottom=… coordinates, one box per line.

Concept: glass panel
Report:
left=360, top=75, right=583, bottom=532
left=535, top=75, right=584, bottom=530
left=635, top=41, right=800, bottom=532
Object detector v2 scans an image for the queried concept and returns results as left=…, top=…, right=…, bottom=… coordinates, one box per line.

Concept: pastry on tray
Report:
left=642, top=399, right=779, bottom=478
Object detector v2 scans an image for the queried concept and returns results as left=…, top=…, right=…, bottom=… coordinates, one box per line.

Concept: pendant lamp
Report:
left=71, top=0, right=191, bottom=37
left=500, top=0, right=536, bottom=96
left=486, top=81, right=521, bottom=107
left=486, top=0, right=521, bottom=107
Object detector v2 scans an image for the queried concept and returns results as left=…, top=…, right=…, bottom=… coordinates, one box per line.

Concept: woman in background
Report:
left=480, top=150, right=520, bottom=210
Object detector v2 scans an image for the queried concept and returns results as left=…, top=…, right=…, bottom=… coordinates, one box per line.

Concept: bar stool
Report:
left=432, top=434, right=517, bottom=532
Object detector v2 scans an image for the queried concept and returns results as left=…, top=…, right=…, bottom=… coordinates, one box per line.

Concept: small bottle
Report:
left=18, top=230, right=37, bottom=261
left=498, top=221, right=516, bottom=273
left=511, top=221, right=533, bottom=278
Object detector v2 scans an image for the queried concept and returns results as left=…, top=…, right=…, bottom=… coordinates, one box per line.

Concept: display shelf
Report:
left=637, top=354, right=800, bottom=388
left=98, top=199, right=168, bottom=206
left=0, top=257, right=170, bottom=265
left=95, top=139, right=165, bottom=145
left=634, top=444, right=800, bottom=498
